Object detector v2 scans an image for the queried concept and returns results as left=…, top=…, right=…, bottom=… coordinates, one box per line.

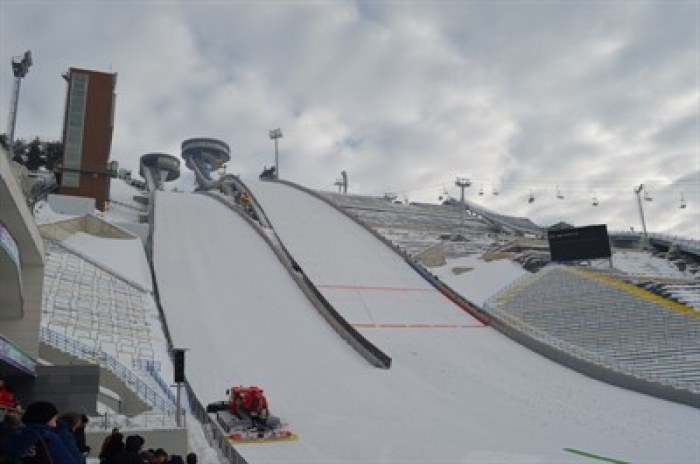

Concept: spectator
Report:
left=0, top=382, right=17, bottom=410
left=113, top=435, right=144, bottom=464
left=74, top=415, right=90, bottom=457
left=185, top=453, right=197, bottom=464
left=56, top=412, right=84, bottom=464
left=98, top=429, right=124, bottom=464
left=0, top=410, right=22, bottom=463
left=5, top=401, right=80, bottom=464
left=168, top=455, right=184, bottom=464
left=139, top=449, right=155, bottom=464
left=153, top=448, right=168, bottom=464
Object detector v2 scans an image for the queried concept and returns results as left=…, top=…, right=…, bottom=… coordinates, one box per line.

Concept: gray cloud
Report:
left=2, top=1, right=697, bottom=238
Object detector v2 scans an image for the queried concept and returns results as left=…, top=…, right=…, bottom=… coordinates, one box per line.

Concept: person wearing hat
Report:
left=4, top=401, right=80, bottom=464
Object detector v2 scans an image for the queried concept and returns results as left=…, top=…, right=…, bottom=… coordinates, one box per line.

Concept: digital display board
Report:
left=548, top=224, right=612, bottom=262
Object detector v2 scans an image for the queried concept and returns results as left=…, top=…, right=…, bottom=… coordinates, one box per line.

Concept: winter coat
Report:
left=55, top=421, right=84, bottom=464
left=98, top=434, right=124, bottom=464
left=111, top=436, right=144, bottom=464
left=5, top=424, right=81, bottom=464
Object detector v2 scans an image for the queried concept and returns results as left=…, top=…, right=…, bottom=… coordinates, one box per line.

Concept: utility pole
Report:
left=633, top=184, right=649, bottom=249
left=6, top=51, right=33, bottom=152
left=455, top=177, right=471, bottom=230
left=269, top=128, right=282, bottom=179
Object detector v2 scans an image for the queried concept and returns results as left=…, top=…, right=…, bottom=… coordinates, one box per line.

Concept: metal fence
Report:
left=40, top=327, right=176, bottom=412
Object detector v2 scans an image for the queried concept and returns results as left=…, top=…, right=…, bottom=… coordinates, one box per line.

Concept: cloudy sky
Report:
left=1, top=0, right=698, bottom=238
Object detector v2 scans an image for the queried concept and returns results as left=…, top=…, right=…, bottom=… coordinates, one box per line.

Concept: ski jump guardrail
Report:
left=40, top=327, right=176, bottom=412
left=199, top=191, right=392, bottom=369
left=270, top=179, right=489, bottom=325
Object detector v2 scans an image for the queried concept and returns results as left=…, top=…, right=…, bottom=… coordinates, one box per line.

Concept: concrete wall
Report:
left=23, top=364, right=101, bottom=414
left=39, top=343, right=149, bottom=416
left=0, top=147, right=44, bottom=361
left=40, top=214, right=135, bottom=241
left=48, top=194, right=95, bottom=216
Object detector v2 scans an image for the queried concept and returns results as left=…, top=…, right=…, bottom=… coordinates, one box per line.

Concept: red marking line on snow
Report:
left=352, top=323, right=487, bottom=329
left=317, top=284, right=437, bottom=292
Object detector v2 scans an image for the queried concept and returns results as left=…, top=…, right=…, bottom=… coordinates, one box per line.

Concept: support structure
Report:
left=139, top=153, right=181, bottom=192
left=334, top=170, right=348, bottom=193
left=181, top=138, right=231, bottom=191
left=6, top=51, right=32, bottom=151
left=269, top=128, right=282, bottom=179
left=633, top=184, right=649, bottom=249
left=455, top=177, right=471, bottom=230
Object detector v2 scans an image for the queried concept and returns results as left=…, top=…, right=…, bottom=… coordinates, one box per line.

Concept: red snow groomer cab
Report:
left=206, top=385, right=296, bottom=443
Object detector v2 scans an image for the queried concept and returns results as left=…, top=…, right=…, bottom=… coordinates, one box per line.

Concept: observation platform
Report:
left=181, top=138, right=230, bottom=176
left=139, top=153, right=181, bottom=192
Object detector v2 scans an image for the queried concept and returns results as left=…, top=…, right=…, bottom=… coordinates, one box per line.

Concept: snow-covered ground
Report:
left=36, top=179, right=700, bottom=463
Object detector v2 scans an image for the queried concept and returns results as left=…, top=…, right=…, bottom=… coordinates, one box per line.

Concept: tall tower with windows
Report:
left=58, top=67, right=117, bottom=211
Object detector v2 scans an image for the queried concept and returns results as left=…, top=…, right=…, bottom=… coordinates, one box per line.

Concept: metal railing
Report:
left=86, top=410, right=185, bottom=431
left=40, top=327, right=176, bottom=412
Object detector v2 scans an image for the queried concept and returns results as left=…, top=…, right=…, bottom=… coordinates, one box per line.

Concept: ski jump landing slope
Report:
left=245, top=180, right=699, bottom=463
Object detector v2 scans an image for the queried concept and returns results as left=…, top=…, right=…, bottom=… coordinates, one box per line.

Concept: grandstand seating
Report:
left=42, top=241, right=157, bottom=368
left=319, top=191, right=508, bottom=257
left=485, top=265, right=700, bottom=393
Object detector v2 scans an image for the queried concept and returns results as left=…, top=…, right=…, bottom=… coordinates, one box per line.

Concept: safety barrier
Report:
left=40, top=327, right=176, bottom=412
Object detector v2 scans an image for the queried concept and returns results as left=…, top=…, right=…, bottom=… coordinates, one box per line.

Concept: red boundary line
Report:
left=352, top=323, right=487, bottom=329
left=317, top=284, right=437, bottom=292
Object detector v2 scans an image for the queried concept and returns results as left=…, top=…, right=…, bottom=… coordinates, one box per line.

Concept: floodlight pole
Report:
left=634, top=184, right=649, bottom=249
left=269, top=128, right=283, bottom=179
left=455, top=177, right=471, bottom=230
left=6, top=51, right=32, bottom=152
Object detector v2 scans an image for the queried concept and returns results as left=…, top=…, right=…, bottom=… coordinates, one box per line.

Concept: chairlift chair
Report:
left=492, top=185, right=499, bottom=196
left=478, top=186, right=484, bottom=196
left=556, top=185, right=564, bottom=200
left=680, top=192, right=687, bottom=209
left=643, top=188, right=653, bottom=202
left=591, top=190, right=599, bottom=207
left=528, top=191, right=535, bottom=204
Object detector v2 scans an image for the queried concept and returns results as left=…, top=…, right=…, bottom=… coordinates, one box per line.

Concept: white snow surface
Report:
left=62, top=232, right=153, bottom=291
left=151, top=185, right=699, bottom=464
left=430, top=255, right=529, bottom=306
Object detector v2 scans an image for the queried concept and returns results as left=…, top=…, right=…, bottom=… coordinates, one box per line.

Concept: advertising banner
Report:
left=0, top=335, right=36, bottom=376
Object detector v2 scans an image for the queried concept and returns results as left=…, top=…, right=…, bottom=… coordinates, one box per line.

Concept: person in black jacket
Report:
left=112, top=435, right=144, bottom=464
left=98, top=430, right=124, bottom=464
left=74, top=416, right=89, bottom=457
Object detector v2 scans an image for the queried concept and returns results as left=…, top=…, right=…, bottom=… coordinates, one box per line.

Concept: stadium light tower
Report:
left=455, top=177, right=471, bottom=230
left=269, top=128, right=283, bottom=179
left=634, top=184, right=649, bottom=249
left=6, top=50, right=33, bottom=151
